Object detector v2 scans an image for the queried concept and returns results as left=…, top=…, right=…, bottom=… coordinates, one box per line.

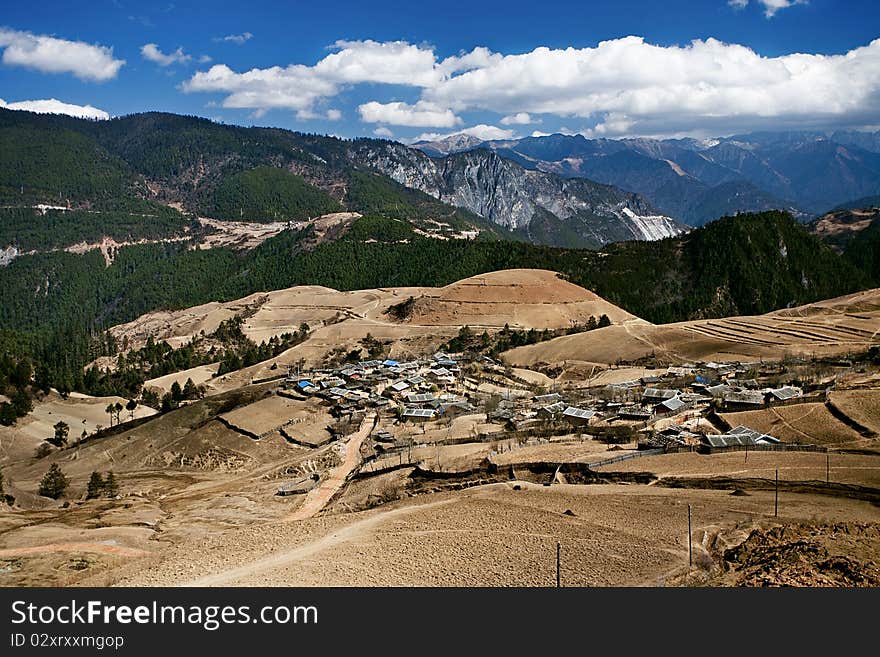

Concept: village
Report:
left=2, top=270, right=878, bottom=588
left=257, top=347, right=859, bottom=495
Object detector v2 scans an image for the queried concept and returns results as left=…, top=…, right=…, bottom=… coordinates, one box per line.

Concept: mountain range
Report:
left=0, top=108, right=684, bottom=252
left=0, top=103, right=879, bottom=402
left=414, top=129, right=880, bottom=225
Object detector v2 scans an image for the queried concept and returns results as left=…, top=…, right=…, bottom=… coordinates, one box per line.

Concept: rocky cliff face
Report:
left=413, top=130, right=880, bottom=223
left=349, top=142, right=686, bottom=247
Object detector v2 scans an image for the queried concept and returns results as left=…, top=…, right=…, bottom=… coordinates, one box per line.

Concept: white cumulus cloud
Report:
left=0, top=97, right=110, bottom=120
left=0, top=27, right=124, bottom=81
left=294, top=107, right=343, bottom=121
left=183, top=63, right=337, bottom=113
left=183, top=40, right=444, bottom=119
left=500, top=112, right=538, bottom=125
left=182, top=34, right=880, bottom=137
left=437, top=47, right=502, bottom=76
left=373, top=126, right=394, bottom=137
left=141, top=43, right=192, bottom=67
left=317, top=40, right=440, bottom=87
left=358, top=100, right=460, bottom=128
left=423, top=36, right=880, bottom=137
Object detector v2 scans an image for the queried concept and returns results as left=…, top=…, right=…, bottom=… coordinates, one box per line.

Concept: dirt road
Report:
left=184, top=497, right=455, bottom=586
left=285, top=412, right=375, bottom=521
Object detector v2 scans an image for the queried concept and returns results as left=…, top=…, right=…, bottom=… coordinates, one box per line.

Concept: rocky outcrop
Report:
left=349, top=142, right=686, bottom=247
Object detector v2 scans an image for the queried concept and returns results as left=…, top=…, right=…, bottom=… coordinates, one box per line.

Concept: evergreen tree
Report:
left=140, top=388, right=160, bottom=409
left=38, top=463, right=69, bottom=499
left=86, top=471, right=105, bottom=499
left=170, top=381, right=183, bottom=402
left=125, top=398, right=137, bottom=420
left=10, top=387, right=32, bottom=417
left=51, top=420, right=69, bottom=447
left=0, top=403, right=17, bottom=426
left=103, top=472, right=119, bottom=497
left=182, top=378, right=198, bottom=400
left=160, top=393, right=177, bottom=412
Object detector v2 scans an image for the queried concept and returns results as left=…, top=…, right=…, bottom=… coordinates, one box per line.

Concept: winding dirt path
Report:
left=285, top=412, right=375, bottom=521
left=184, top=497, right=455, bottom=586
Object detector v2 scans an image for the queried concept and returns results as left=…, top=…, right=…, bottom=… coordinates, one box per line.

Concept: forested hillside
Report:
left=0, top=120, right=138, bottom=204
left=809, top=207, right=880, bottom=285
left=0, top=108, right=675, bottom=249
left=0, top=201, right=194, bottom=251
left=210, top=166, right=343, bottom=222
left=0, top=210, right=867, bottom=412
left=0, top=106, right=876, bottom=418
left=0, top=109, right=501, bottom=247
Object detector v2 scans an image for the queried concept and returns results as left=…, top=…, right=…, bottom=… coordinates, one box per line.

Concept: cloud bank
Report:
left=0, top=27, right=124, bottom=81
left=182, top=35, right=880, bottom=137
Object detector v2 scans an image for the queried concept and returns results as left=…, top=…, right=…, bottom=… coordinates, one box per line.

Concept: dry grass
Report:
left=505, top=287, right=880, bottom=367
left=828, top=389, right=880, bottom=435
left=592, top=451, right=880, bottom=487
left=144, top=363, right=220, bottom=395
left=219, top=394, right=331, bottom=440
left=405, top=269, right=634, bottom=329
left=719, top=403, right=864, bottom=446
left=107, top=483, right=879, bottom=587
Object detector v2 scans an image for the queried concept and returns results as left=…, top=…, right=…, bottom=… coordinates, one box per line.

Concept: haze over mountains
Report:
left=414, top=130, right=880, bottom=225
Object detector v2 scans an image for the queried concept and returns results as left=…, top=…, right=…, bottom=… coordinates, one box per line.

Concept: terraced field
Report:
left=683, top=315, right=877, bottom=348
left=506, top=287, right=880, bottom=367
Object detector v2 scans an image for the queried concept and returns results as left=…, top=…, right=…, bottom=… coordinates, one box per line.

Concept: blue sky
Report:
left=1, top=0, right=878, bottom=141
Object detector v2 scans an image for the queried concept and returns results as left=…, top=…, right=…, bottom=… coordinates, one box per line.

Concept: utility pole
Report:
left=826, top=453, right=830, bottom=484
left=556, top=542, right=561, bottom=588
left=775, top=469, right=779, bottom=517
left=688, top=504, right=693, bottom=567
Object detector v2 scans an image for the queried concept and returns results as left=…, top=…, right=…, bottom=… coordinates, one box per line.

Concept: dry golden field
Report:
left=719, top=403, right=865, bottom=446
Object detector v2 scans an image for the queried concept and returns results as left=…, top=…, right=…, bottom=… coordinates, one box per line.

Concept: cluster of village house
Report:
left=284, top=353, right=475, bottom=420
left=281, top=353, right=812, bottom=451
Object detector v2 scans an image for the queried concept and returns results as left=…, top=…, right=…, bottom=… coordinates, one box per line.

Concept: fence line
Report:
left=685, top=443, right=828, bottom=455
left=586, top=448, right=665, bottom=469
left=764, top=393, right=826, bottom=408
